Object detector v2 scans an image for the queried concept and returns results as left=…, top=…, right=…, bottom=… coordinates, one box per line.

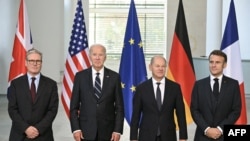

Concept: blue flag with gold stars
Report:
left=119, top=0, right=147, bottom=125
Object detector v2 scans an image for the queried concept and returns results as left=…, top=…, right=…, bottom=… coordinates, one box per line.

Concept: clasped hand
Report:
left=25, top=126, right=39, bottom=139
left=206, top=127, right=222, bottom=139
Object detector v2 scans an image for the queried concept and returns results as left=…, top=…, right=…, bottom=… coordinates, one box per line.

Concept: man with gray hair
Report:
left=8, top=48, right=59, bottom=141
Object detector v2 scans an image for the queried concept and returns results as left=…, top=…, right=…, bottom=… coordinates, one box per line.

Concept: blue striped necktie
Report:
left=94, top=73, right=102, bottom=100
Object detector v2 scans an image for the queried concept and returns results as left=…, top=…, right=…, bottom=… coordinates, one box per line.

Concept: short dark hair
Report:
left=209, top=50, right=227, bottom=63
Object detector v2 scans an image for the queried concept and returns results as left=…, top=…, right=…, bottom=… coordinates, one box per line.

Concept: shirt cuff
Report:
left=204, top=127, right=210, bottom=135
left=217, top=126, right=223, bottom=134
left=73, top=130, right=81, bottom=134
left=113, top=132, right=121, bottom=135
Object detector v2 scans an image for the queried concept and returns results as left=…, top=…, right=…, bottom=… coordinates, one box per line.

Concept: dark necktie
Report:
left=94, top=73, right=101, bottom=100
left=156, top=82, right=162, bottom=110
left=156, top=82, right=161, bottom=136
left=213, top=78, right=219, bottom=97
left=30, top=77, right=36, bottom=102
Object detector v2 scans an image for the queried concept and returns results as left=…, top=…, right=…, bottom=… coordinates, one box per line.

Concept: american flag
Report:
left=61, top=0, right=91, bottom=118
left=8, top=0, right=33, bottom=98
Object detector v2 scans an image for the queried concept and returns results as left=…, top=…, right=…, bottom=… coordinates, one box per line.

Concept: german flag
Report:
left=167, top=0, right=196, bottom=126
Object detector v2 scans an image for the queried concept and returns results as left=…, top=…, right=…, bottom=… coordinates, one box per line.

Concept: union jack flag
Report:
left=8, top=0, right=33, bottom=98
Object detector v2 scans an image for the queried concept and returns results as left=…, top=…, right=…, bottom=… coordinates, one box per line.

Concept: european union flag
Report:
left=119, top=0, right=147, bottom=125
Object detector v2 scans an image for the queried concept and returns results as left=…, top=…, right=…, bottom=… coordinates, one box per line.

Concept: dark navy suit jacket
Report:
left=70, top=67, right=124, bottom=140
left=191, top=75, right=241, bottom=141
left=8, top=74, right=59, bottom=141
left=130, top=78, right=187, bottom=141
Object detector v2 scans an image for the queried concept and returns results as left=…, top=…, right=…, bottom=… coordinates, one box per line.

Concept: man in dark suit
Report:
left=70, top=44, right=124, bottom=141
left=190, top=50, right=241, bottom=141
left=8, top=48, right=59, bottom=141
left=130, top=55, right=187, bottom=141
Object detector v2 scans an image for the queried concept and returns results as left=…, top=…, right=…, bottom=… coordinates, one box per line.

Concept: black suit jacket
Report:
left=130, top=78, right=187, bottom=141
left=8, top=74, right=59, bottom=141
left=70, top=67, right=124, bottom=140
left=190, top=75, right=241, bottom=141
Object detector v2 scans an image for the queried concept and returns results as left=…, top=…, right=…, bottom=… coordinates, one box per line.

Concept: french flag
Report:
left=220, top=0, right=247, bottom=124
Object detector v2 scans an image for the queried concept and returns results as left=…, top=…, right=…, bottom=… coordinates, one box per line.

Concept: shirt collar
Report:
left=152, top=77, right=165, bottom=85
left=210, top=74, right=223, bottom=81
left=27, top=73, right=41, bottom=80
left=92, top=67, right=104, bottom=76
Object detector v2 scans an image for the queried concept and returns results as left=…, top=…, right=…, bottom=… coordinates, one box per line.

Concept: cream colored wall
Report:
left=26, top=0, right=64, bottom=83
left=0, top=0, right=64, bottom=94
left=166, top=0, right=207, bottom=59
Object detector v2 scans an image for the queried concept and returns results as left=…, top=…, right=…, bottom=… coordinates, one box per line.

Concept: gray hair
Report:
left=150, top=55, right=167, bottom=65
left=26, top=48, right=43, bottom=60
left=89, top=43, right=106, bottom=55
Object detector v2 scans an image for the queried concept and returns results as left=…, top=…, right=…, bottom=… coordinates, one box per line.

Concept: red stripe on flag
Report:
left=62, top=76, right=72, bottom=99
left=236, top=83, right=247, bottom=124
left=19, top=0, right=24, bottom=38
left=72, top=55, right=83, bottom=71
left=167, top=0, right=195, bottom=126
left=61, top=94, right=70, bottom=118
left=169, top=33, right=196, bottom=105
left=61, top=0, right=91, bottom=118
left=81, top=50, right=91, bottom=67
left=220, top=0, right=247, bottom=124
left=8, top=0, right=33, bottom=88
left=65, top=61, right=75, bottom=82
left=8, top=36, right=27, bottom=81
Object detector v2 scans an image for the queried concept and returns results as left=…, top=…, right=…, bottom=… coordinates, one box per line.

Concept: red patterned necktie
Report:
left=30, top=77, right=36, bottom=102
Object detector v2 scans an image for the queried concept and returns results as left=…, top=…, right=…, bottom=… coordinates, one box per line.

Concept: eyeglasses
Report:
left=27, top=60, right=42, bottom=65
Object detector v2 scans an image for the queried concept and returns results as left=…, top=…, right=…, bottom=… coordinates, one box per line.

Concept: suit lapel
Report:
left=98, top=68, right=110, bottom=101
left=35, top=75, right=45, bottom=103
left=204, top=77, right=215, bottom=113
left=146, top=78, right=159, bottom=111
left=161, top=78, right=168, bottom=111
left=87, top=68, right=96, bottom=102
left=161, top=78, right=175, bottom=112
left=217, top=75, right=227, bottom=105
left=148, top=78, right=162, bottom=112
left=22, top=75, right=33, bottom=102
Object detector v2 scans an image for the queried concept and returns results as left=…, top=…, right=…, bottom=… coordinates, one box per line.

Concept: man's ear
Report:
left=149, top=64, right=152, bottom=71
left=223, top=62, right=227, bottom=68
